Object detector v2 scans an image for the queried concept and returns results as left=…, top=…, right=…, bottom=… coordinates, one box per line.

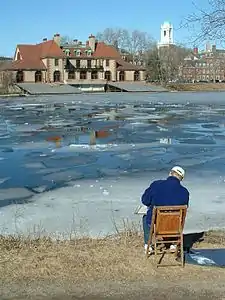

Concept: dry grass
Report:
left=1, top=229, right=225, bottom=299
left=1, top=229, right=225, bottom=287
left=168, top=83, right=225, bottom=91
left=0, top=231, right=149, bottom=283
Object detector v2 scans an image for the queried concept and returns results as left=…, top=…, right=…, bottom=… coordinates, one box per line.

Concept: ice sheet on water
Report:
left=43, top=170, right=83, bottom=182
left=13, top=142, right=53, bottom=150
left=0, top=188, right=34, bottom=201
left=25, top=162, right=46, bottom=169
left=1, top=172, right=225, bottom=237
left=42, top=154, right=97, bottom=168
left=0, top=177, right=10, bottom=185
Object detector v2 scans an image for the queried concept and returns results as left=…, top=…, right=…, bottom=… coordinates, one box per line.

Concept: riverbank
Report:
left=1, top=230, right=225, bottom=299
left=0, top=93, right=25, bottom=97
left=167, top=82, right=225, bottom=92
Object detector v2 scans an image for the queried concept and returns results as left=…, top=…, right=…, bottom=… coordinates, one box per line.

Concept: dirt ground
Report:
left=1, top=231, right=225, bottom=300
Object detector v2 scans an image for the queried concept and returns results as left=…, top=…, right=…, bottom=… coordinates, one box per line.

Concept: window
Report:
left=35, top=71, right=42, bottom=82
left=55, top=59, right=59, bottom=66
left=119, top=71, right=125, bottom=81
left=65, top=49, right=70, bottom=56
left=17, top=52, right=21, bottom=60
left=87, top=59, right=92, bottom=68
left=106, top=59, right=110, bottom=67
left=80, top=71, right=87, bottom=80
left=91, top=71, right=98, bottom=79
left=53, top=70, right=61, bottom=82
left=134, top=71, right=140, bottom=81
left=68, top=71, right=75, bottom=80
left=16, top=71, right=24, bottom=83
left=164, top=30, right=166, bottom=37
left=76, top=60, right=80, bottom=68
left=104, top=71, right=111, bottom=81
left=88, top=50, right=92, bottom=56
left=76, top=50, right=81, bottom=56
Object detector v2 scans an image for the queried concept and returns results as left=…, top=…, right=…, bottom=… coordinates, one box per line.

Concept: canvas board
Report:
left=134, top=204, right=148, bottom=215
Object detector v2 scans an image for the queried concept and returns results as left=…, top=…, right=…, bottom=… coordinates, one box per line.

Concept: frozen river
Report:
left=1, top=91, right=225, bottom=237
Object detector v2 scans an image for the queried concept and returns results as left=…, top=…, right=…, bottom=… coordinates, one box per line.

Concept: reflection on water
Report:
left=1, top=93, right=225, bottom=205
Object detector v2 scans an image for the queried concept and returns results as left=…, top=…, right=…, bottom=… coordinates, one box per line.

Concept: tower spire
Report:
left=158, top=21, right=174, bottom=48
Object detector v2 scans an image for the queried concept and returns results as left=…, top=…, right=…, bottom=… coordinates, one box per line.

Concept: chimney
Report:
left=53, top=33, right=61, bottom=46
left=43, top=38, right=47, bottom=42
left=86, top=41, right=89, bottom=47
left=193, top=47, right=198, bottom=54
left=89, top=34, right=96, bottom=52
left=212, top=45, right=216, bottom=52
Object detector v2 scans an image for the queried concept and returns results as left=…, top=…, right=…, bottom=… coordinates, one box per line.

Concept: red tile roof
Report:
left=93, top=42, right=121, bottom=58
left=63, top=47, right=91, bottom=58
left=62, top=41, right=121, bottom=58
left=116, top=58, right=145, bottom=71
left=38, top=40, right=64, bottom=58
left=7, top=40, right=64, bottom=70
left=4, top=35, right=144, bottom=72
left=9, top=59, right=47, bottom=70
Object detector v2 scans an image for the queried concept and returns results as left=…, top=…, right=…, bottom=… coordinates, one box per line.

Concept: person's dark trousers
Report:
left=142, top=215, right=150, bottom=245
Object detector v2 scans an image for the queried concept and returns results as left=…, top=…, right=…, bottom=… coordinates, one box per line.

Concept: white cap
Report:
left=171, top=166, right=185, bottom=178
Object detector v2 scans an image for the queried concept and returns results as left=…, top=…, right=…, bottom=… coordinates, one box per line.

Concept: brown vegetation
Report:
left=0, top=229, right=224, bottom=283
left=1, top=229, right=225, bottom=300
left=168, top=82, right=225, bottom=91
left=0, top=60, right=15, bottom=94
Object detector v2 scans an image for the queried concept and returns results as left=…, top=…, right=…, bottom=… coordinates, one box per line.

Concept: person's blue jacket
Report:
left=141, top=176, right=189, bottom=226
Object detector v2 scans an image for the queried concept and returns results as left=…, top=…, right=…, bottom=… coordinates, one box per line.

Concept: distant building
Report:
left=179, top=44, right=225, bottom=82
left=0, top=34, right=145, bottom=84
left=158, top=21, right=174, bottom=48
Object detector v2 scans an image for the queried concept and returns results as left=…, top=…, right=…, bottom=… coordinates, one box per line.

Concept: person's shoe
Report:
left=170, top=244, right=177, bottom=252
left=144, top=244, right=154, bottom=255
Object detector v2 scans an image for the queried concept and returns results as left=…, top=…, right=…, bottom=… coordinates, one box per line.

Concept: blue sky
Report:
left=0, top=0, right=210, bottom=56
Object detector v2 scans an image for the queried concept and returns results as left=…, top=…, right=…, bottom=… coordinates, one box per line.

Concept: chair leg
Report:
left=181, top=235, right=184, bottom=267
left=154, top=240, right=157, bottom=257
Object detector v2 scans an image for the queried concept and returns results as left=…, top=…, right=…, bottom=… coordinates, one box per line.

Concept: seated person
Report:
left=141, top=166, right=189, bottom=253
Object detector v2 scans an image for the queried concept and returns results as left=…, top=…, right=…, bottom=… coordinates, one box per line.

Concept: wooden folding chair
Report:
left=146, top=205, right=187, bottom=267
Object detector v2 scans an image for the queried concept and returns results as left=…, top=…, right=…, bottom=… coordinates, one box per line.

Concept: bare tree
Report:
left=158, top=45, right=191, bottom=83
left=0, top=71, right=14, bottom=93
left=145, top=44, right=191, bottom=84
left=0, top=61, right=14, bottom=93
left=96, top=28, right=154, bottom=63
left=96, top=28, right=129, bottom=49
left=144, top=45, right=162, bottom=82
left=183, top=0, right=225, bottom=43
left=60, top=35, right=74, bottom=45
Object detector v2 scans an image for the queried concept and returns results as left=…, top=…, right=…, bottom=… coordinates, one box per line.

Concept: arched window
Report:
left=104, top=71, right=111, bottom=81
left=76, top=50, right=81, bottom=56
left=91, top=71, right=98, bottom=80
left=53, top=70, right=61, bottom=82
left=119, top=71, right=125, bottom=81
left=80, top=71, right=87, bottom=80
left=65, top=49, right=70, bottom=56
left=16, top=70, right=24, bottom=83
left=134, top=71, right=140, bottom=81
left=68, top=70, right=75, bottom=80
left=35, top=71, right=42, bottom=82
